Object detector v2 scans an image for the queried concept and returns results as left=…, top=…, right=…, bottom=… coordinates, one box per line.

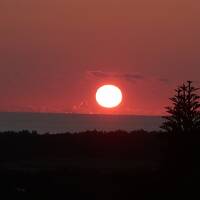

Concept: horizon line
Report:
left=0, top=111, right=163, bottom=117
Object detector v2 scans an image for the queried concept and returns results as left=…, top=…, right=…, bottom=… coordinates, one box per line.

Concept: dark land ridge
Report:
left=0, top=130, right=200, bottom=199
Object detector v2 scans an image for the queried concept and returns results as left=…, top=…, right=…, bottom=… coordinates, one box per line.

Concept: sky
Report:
left=0, top=0, right=200, bottom=115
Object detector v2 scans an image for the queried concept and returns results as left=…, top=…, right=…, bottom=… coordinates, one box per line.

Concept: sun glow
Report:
left=96, top=85, right=123, bottom=108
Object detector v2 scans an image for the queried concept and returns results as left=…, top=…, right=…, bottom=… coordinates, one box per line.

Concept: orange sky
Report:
left=0, top=0, right=200, bottom=115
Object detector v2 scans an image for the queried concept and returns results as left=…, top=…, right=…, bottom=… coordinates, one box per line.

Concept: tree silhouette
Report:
left=161, top=81, right=200, bottom=133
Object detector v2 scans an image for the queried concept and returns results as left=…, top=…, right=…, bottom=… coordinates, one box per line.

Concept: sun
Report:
left=96, top=85, right=123, bottom=108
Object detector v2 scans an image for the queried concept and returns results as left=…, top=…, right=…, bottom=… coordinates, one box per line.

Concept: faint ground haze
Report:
left=0, top=112, right=163, bottom=133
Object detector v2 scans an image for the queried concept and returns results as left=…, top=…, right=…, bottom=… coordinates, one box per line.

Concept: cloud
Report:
left=117, top=73, right=144, bottom=81
left=87, top=71, right=110, bottom=79
left=86, top=70, right=144, bottom=82
left=72, top=101, right=89, bottom=113
left=86, top=70, right=171, bottom=86
left=158, top=78, right=170, bottom=85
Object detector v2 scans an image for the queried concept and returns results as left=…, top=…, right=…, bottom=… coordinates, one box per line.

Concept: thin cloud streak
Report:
left=86, top=70, right=144, bottom=82
left=86, top=70, right=169, bottom=84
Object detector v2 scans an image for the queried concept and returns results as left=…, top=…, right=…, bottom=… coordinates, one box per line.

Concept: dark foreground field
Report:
left=0, top=130, right=200, bottom=199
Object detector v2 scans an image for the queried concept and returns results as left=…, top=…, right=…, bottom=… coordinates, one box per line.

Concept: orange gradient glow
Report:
left=96, top=85, right=122, bottom=108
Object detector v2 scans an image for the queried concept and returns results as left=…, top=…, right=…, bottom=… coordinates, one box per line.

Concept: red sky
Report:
left=0, top=0, right=200, bottom=115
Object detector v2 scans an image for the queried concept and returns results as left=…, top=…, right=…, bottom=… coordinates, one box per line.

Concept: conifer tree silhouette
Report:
left=161, top=81, right=200, bottom=133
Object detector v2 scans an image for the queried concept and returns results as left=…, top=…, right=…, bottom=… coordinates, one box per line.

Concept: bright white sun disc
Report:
left=96, top=85, right=122, bottom=108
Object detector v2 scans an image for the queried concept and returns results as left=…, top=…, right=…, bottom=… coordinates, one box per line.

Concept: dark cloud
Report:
left=86, top=70, right=144, bottom=82
left=87, top=70, right=172, bottom=87
left=87, top=71, right=110, bottom=79
left=158, top=78, right=170, bottom=84
left=118, top=73, right=144, bottom=81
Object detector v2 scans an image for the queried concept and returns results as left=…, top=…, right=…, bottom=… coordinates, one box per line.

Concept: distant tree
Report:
left=161, top=81, right=200, bottom=133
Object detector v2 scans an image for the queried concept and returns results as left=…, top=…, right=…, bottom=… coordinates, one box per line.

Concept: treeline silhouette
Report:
left=0, top=130, right=162, bottom=161
left=0, top=130, right=200, bottom=199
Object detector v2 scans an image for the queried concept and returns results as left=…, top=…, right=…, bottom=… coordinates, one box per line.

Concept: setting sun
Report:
left=96, top=85, right=123, bottom=108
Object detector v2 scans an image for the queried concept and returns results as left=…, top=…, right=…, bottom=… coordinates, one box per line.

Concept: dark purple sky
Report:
left=0, top=0, right=200, bottom=115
